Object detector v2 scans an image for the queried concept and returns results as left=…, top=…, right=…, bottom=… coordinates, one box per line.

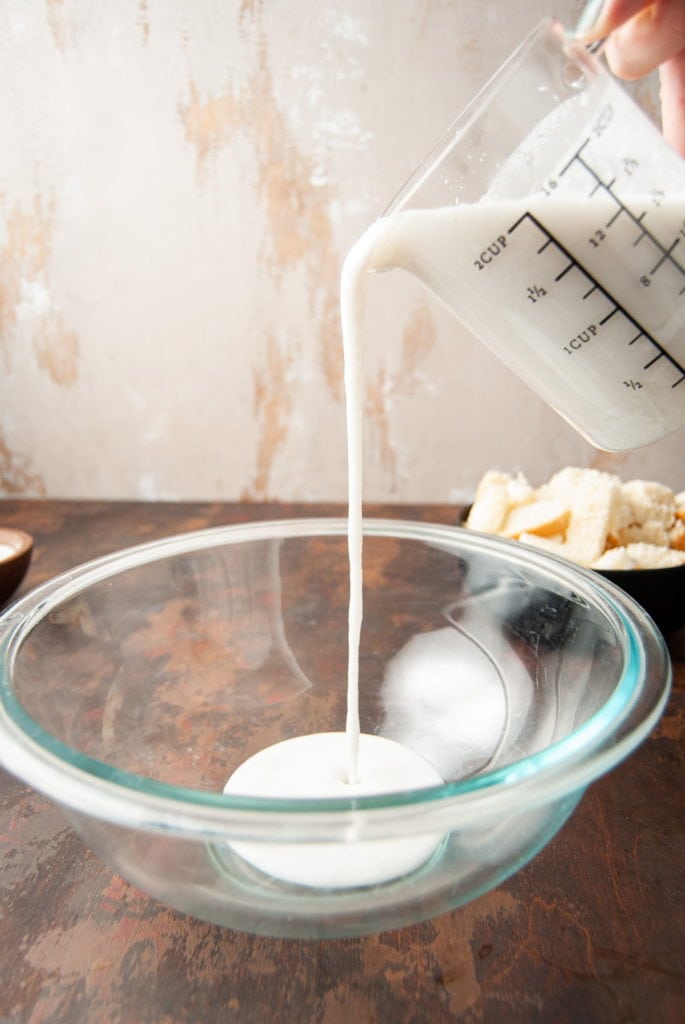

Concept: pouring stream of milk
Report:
left=339, top=219, right=389, bottom=785
left=222, top=216, right=445, bottom=889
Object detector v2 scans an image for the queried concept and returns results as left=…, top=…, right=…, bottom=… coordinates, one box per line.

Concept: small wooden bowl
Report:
left=0, top=528, right=33, bottom=604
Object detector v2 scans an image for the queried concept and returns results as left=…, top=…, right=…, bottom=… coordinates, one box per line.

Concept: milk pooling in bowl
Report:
left=224, top=733, right=444, bottom=889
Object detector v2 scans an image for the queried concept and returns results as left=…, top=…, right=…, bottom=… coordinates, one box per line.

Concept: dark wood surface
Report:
left=0, top=499, right=683, bottom=1024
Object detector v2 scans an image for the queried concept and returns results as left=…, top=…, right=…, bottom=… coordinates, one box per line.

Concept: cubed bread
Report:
left=466, top=471, right=533, bottom=534
left=592, top=543, right=685, bottom=570
left=502, top=500, right=570, bottom=539
left=466, top=467, right=683, bottom=571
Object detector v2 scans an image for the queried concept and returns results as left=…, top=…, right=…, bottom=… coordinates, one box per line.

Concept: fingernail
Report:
left=573, top=0, right=606, bottom=37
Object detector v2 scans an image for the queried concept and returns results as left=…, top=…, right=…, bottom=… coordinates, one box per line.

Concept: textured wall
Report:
left=0, top=1, right=681, bottom=502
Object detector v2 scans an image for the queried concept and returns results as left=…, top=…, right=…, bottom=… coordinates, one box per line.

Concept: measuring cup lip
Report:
left=381, top=17, right=599, bottom=218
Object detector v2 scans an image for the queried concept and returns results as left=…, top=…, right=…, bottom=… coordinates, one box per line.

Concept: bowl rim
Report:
left=0, top=517, right=671, bottom=841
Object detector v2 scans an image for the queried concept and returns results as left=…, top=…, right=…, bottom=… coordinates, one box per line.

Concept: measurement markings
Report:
left=631, top=213, right=647, bottom=246
left=508, top=210, right=685, bottom=387
left=650, top=237, right=680, bottom=275
left=606, top=206, right=624, bottom=227
left=560, top=140, right=685, bottom=283
left=555, top=262, right=575, bottom=281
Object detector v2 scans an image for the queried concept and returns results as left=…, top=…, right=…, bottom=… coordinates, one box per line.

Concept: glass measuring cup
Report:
left=371, top=18, right=685, bottom=451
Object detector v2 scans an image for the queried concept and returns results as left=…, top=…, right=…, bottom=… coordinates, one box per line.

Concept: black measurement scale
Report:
left=508, top=140, right=685, bottom=391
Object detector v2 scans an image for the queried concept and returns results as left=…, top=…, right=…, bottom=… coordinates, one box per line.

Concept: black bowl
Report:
left=595, top=565, right=685, bottom=636
left=457, top=507, right=685, bottom=636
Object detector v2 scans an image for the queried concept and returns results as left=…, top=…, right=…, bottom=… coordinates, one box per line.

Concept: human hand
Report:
left=574, top=0, right=685, bottom=156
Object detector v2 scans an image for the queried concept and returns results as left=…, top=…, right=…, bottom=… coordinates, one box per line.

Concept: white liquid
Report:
left=371, top=196, right=685, bottom=450
left=223, top=733, right=443, bottom=888
left=339, top=219, right=390, bottom=785
left=222, top=220, right=445, bottom=889
left=0, top=543, right=17, bottom=561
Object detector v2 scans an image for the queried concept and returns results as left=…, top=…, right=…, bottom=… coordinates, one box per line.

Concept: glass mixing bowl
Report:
left=0, top=519, right=671, bottom=938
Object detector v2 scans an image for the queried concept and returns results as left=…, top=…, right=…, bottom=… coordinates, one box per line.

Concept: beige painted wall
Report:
left=1, top=0, right=681, bottom=503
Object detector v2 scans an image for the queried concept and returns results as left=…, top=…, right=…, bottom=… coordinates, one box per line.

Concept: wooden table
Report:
left=1, top=500, right=683, bottom=1024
